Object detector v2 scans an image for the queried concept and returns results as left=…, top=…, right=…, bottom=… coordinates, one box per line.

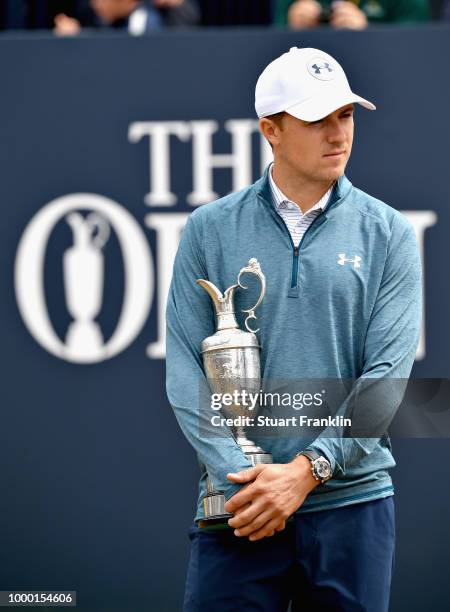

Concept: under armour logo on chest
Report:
left=311, top=62, right=333, bottom=75
left=338, top=253, right=361, bottom=268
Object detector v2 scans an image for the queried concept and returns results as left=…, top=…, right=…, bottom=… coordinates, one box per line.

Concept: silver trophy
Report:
left=197, top=258, right=273, bottom=527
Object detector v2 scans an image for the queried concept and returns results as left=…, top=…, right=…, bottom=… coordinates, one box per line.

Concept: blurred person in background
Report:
left=54, top=0, right=199, bottom=35
left=275, top=0, right=429, bottom=30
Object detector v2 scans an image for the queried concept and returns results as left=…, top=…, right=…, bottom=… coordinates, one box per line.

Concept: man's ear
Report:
left=259, top=117, right=281, bottom=148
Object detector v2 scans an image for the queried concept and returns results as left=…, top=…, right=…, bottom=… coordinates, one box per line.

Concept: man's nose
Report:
left=326, top=118, right=347, bottom=143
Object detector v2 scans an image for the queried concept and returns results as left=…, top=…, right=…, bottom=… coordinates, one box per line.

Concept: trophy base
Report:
left=199, top=450, right=273, bottom=529
left=202, top=490, right=232, bottom=525
left=197, top=514, right=233, bottom=529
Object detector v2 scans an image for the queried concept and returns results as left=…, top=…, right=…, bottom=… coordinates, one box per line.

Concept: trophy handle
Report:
left=86, top=213, right=110, bottom=250
left=237, top=258, right=266, bottom=333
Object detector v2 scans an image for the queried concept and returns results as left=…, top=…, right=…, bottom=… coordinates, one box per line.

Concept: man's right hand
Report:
left=225, top=458, right=320, bottom=541
left=288, top=0, right=322, bottom=29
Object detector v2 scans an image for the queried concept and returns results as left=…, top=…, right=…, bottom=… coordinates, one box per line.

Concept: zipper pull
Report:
left=293, top=246, right=299, bottom=257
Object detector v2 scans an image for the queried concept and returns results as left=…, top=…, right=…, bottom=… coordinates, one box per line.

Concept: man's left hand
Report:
left=224, top=456, right=320, bottom=541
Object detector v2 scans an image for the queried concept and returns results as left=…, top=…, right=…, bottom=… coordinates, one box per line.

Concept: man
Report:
left=275, top=0, right=429, bottom=29
left=166, top=47, right=422, bottom=610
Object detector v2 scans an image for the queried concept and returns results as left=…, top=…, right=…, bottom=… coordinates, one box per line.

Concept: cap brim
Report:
left=285, top=91, right=376, bottom=122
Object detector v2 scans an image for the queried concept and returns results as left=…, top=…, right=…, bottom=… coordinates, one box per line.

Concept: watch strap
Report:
left=298, top=450, right=321, bottom=463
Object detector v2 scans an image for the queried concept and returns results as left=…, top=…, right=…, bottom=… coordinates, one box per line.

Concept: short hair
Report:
left=264, top=111, right=286, bottom=128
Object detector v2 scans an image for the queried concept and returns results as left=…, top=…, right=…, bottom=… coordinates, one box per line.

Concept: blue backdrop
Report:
left=0, top=25, right=449, bottom=611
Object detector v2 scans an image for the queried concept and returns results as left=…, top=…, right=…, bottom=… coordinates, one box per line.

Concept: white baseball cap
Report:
left=255, top=47, right=376, bottom=122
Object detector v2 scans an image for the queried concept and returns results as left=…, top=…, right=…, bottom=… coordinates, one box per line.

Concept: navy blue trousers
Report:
left=183, top=496, right=395, bottom=611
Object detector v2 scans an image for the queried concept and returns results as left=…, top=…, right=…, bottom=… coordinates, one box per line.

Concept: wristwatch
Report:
left=297, top=450, right=332, bottom=484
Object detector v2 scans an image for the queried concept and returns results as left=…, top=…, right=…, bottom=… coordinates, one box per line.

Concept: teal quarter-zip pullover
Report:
left=166, top=167, right=422, bottom=521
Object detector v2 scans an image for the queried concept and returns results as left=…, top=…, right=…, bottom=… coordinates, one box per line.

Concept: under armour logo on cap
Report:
left=307, top=57, right=336, bottom=81
left=311, top=62, right=333, bottom=75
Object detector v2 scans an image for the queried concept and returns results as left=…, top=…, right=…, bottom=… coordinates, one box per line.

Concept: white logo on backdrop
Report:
left=15, top=193, right=154, bottom=363
left=64, top=212, right=110, bottom=359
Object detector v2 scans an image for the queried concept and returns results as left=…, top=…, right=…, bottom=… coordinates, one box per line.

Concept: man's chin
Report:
left=324, top=161, right=348, bottom=181
left=319, top=168, right=344, bottom=183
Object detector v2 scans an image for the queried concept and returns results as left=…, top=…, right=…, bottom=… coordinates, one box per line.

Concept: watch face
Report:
left=315, top=459, right=332, bottom=479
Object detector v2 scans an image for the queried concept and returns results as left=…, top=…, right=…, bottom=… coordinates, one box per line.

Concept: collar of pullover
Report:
left=256, top=165, right=353, bottom=216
